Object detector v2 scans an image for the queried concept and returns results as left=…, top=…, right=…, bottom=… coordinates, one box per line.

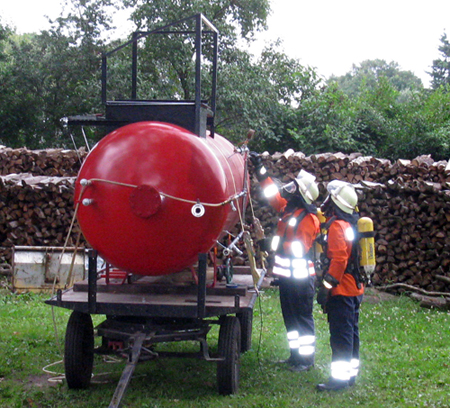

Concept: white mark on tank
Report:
left=82, top=198, right=94, bottom=206
left=191, top=203, right=205, bottom=217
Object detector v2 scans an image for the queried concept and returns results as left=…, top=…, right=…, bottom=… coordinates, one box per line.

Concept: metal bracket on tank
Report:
left=220, top=231, right=244, bottom=257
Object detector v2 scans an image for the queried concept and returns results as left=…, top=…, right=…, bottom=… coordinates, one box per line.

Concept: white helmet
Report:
left=283, top=170, right=319, bottom=204
left=326, top=180, right=358, bottom=214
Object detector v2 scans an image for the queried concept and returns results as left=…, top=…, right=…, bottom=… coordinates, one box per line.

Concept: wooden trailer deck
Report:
left=46, top=268, right=265, bottom=319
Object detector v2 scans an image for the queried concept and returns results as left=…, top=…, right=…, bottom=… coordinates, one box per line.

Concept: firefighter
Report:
left=250, top=153, right=320, bottom=372
left=316, top=180, right=364, bottom=391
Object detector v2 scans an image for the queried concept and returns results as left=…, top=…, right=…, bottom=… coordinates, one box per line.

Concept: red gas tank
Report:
left=75, top=121, right=247, bottom=276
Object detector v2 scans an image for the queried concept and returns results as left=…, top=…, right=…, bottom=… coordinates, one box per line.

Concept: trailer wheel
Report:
left=217, top=316, right=241, bottom=395
left=64, top=311, right=94, bottom=389
left=237, top=309, right=253, bottom=353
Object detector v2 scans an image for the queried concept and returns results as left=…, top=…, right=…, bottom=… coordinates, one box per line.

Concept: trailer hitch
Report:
left=109, top=332, right=150, bottom=408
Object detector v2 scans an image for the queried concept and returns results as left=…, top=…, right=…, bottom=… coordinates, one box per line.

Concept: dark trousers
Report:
left=327, top=295, right=362, bottom=363
left=279, top=275, right=316, bottom=365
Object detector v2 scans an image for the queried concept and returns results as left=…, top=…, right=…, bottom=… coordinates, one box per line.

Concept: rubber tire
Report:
left=236, top=309, right=253, bottom=353
left=64, top=311, right=94, bottom=389
left=217, top=316, right=241, bottom=395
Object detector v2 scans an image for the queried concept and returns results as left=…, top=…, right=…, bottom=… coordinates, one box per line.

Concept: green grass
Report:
left=1, top=286, right=450, bottom=408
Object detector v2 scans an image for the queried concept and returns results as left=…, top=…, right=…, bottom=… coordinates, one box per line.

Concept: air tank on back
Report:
left=75, top=121, right=247, bottom=276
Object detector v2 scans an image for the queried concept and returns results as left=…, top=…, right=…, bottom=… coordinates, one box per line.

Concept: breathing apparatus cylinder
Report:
left=357, top=217, right=376, bottom=274
left=314, top=209, right=327, bottom=257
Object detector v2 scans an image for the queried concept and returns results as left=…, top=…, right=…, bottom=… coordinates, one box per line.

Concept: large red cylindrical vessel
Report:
left=75, top=121, right=246, bottom=276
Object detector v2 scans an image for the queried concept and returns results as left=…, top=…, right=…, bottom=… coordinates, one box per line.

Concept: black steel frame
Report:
left=97, top=13, right=219, bottom=137
left=49, top=250, right=262, bottom=319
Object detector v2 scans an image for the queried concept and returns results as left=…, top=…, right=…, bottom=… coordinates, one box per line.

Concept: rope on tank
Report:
left=81, top=178, right=246, bottom=207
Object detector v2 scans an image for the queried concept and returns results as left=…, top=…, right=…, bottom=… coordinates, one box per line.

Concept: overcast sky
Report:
left=1, top=0, right=449, bottom=87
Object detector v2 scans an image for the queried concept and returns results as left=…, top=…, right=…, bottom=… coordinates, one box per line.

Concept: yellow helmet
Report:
left=283, top=170, right=319, bottom=204
left=327, top=180, right=357, bottom=214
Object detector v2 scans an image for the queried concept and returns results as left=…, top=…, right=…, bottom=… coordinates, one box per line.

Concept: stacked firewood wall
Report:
left=0, top=147, right=86, bottom=176
left=0, top=147, right=87, bottom=265
left=1, top=146, right=450, bottom=294
left=247, top=150, right=450, bottom=294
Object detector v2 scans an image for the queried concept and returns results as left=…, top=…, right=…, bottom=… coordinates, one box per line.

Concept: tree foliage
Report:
left=1, top=1, right=450, bottom=163
left=111, top=0, right=270, bottom=103
left=216, top=42, right=320, bottom=149
left=123, top=0, right=269, bottom=40
left=0, top=0, right=118, bottom=148
left=329, top=59, right=423, bottom=98
left=0, top=19, right=11, bottom=60
left=430, top=33, right=450, bottom=89
left=311, top=59, right=450, bottom=161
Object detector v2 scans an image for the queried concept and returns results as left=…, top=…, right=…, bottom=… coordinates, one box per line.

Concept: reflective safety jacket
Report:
left=327, top=219, right=364, bottom=297
left=261, top=177, right=320, bottom=279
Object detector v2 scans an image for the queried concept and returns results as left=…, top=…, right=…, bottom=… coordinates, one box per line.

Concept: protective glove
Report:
left=323, top=272, right=339, bottom=288
left=317, top=285, right=330, bottom=313
left=257, top=237, right=271, bottom=252
left=249, top=152, right=268, bottom=182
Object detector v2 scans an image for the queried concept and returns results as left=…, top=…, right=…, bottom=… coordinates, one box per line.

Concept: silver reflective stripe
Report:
left=308, top=261, right=316, bottom=276
left=345, top=227, right=355, bottom=241
left=263, top=184, right=278, bottom=198
left=292, top=259, right=316, bottom=279
left=292, top=259, right=308, bottom=279
left=292, top=259, right=307, bottom=269
left=287, top=330, right=299, bottom=340
left=271, top=235, right=280, bottom=251
left=298, top=335, right=315, bottom=356
left=323, top=280, right=333, bottom=289
left=275, top=255, right=290, bottom=268
left=331, top=360, right=351, bottom=381
left=275, top=256, right=315, bottom=280
left=287, top=330, right=300, bottom=349
left=350, top=358, right=360, bottom=377
left=291, top=240, right=304, bottom=258
left=274, top=255, right=291, bottom=277
left=299, top=345, right=315, bottom=356
left=273, top=266, right=290, bottom=277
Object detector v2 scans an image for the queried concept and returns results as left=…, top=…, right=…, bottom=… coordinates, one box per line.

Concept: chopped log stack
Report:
left=0, top=147, right=87, bottom=265
left=1, top=146, right=450, bottom=297
left=248, top=150, right=450, bottom=296
left=0, top=147, right=86, bottom=177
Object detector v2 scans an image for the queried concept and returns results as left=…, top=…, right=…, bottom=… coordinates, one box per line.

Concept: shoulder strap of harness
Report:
left=316, top=216, right=364, bottom=288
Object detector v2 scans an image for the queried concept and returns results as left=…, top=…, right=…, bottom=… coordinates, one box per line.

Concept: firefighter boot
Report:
left=288, top=363, right=313, bottom=373
left=276, top=350, right=298, bottom=366
left=316, top=378, right=349, bottom=391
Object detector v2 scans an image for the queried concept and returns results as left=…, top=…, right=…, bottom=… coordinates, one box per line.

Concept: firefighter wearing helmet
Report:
left=316, top=180, right=364, bottom=391
left=250, top=152, right=320, bottom=372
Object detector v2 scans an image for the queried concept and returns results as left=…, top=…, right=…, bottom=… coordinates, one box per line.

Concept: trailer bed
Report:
left=46, top=269, right=262, bottom=318
left=45, top=250, right=267, bottom=405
